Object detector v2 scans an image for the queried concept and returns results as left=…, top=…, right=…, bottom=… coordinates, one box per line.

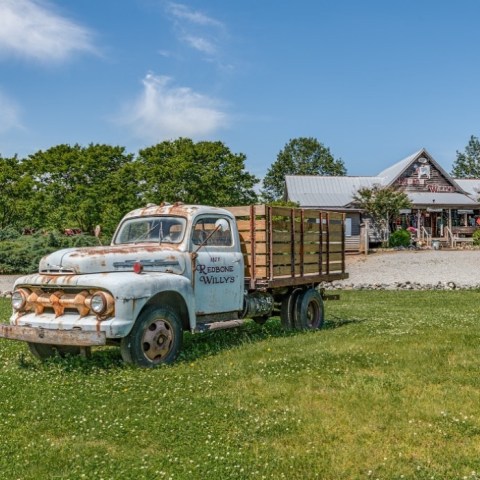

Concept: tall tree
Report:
left=136, top=138, right=258, bottom=206
left=451, top=135, right=480, bottom=178
left=352, top=185, right=411, bottom=245
left=23, top=144, right=137, bottom=235
left=0, top=155, right=31, bottom=230
left=262, top=137, right=346, bottom=202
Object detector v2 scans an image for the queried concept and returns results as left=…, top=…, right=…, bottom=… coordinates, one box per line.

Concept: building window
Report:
left=345, top=217, right=352, bottom=237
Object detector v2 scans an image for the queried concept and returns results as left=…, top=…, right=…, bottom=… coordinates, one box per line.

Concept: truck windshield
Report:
left=114, top=216, right=187, bottom=245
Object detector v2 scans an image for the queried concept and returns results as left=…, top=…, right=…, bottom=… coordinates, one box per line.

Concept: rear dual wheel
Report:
left=280, top=288, right=324, bottom=331
left=294, top=288, right=324, bottom=330
left=280, top=288, right=302, bottom=330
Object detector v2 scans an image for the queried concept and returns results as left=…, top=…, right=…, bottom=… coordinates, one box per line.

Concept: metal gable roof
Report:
left=376, top=149, right=424, bottom=186
left=453, top=179, right=480, bottom=198
left=285, top=175, right=382, bottom=207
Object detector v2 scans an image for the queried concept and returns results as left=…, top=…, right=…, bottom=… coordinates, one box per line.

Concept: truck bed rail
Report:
left=226, top=205, right=348, bottom=289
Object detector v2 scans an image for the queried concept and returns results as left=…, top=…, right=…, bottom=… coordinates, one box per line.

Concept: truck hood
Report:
left=39, top=245, right=187, bottom=275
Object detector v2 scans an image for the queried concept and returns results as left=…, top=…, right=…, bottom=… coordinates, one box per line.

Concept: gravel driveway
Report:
left=0, top=275, right=22, bottom=294
left=339, top=249, right=480, bottom=288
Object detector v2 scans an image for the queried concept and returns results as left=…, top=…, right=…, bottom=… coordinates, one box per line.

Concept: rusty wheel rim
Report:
left=142, top=319, right=174, bottom=363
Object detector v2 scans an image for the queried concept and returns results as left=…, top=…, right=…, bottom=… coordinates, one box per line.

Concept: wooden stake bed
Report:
left=226, top=205, right=349, bottom=290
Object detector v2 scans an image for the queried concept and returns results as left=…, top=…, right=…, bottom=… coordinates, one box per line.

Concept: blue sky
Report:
left=1, top=0, right=480, bottom=181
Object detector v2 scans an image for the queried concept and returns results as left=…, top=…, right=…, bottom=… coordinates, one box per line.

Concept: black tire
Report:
left=280, top=288, right=302, bottom=330
left=120, top=306, right=183, bottom=367
left=28, top=343, right=81, bottom=360
left=294, top=288, right=324, bottom=330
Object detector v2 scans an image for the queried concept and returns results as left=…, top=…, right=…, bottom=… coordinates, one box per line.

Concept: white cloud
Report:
left=0, top=0, right=96, bottom=62
left=167, top=2, right=223, bottom=28
left=119, top=73, right=228, bottom=141
left=183, top=35, right=217, bottom=55
left=164, top=2, right=225, bottom=59
left=0, top=91, right=22, bottom=133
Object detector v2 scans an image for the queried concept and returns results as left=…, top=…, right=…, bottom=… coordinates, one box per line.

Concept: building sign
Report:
left=427, top=184, right=455, bottom=193
left=416, top=165, right=431, bottom=179
left=397, top=178, right=425, bottom=186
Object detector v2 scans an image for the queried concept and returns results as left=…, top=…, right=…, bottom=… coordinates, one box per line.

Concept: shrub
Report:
left=473, top=229, right=480, bottom=246
left=0, top=234, right=99, bottom=274
left=0, top=227, right=21, bottom=241
left=389, top=229, right=411, bottom=248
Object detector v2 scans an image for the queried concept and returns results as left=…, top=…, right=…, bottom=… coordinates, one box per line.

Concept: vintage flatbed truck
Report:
left=0, top=203, right=348, bottom=367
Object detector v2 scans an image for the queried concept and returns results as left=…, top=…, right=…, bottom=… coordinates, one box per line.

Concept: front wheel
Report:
left=294, top=289, right=324, bottom=330
left=120, top=306, right=183, bottom=367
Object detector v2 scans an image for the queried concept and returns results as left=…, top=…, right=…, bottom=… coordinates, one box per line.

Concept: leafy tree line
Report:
left=0, top=136, right=346, bottom=239
left=0, top=139, right=258, bottom=238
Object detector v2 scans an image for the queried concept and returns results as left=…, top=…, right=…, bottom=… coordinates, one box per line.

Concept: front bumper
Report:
left=0, top=324, right=106, bottom=346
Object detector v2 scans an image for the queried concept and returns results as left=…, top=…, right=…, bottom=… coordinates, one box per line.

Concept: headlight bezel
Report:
left=11, top=288, right=30, bottom=312
left=90, top=292, right=108, bottom=314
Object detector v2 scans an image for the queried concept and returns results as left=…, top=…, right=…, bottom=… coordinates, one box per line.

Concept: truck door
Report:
left=191, top=215, right=244, bottom=315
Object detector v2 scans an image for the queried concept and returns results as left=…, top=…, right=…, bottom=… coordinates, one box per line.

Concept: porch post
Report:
left=417, top=209, right=422, bottom=240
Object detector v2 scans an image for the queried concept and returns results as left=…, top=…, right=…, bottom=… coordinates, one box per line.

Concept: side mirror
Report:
left=214, top=219, right=230, bottom=232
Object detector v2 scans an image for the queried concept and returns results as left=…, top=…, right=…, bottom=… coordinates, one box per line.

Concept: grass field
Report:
left=1, top=290, right=480, bottom=479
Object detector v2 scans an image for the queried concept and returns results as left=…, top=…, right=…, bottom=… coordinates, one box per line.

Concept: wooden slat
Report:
left=241, top=242, right=268, bottom=255
left=270, top=231, right=292, bottom=242
left=325, top=244, right=345, bottom=253
left=303, top=223, right=321, bottom=232
left=271, top=243, right=301, bottom=254
left=323, top=252, right=344, bottom=263
left=327, top=224, right=344, bottom=233
left=239, top=231, right=267, bottom=243
left=303, top=211, right=322, bottom=220
left=250, top=253, right=268, bottom=267
left=270, top=220, right=292, bottom=231
left=227, top=204, right=266, bottom=217
left=270, top=206, right=297, bottom=217
left=236, top=219, right=267, bottom=232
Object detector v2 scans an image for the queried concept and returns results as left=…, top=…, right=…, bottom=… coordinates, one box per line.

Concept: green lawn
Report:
left=1, top=291, right=480, bottom=479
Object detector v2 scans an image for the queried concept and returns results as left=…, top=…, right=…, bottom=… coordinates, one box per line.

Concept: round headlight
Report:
left=90, top=293, right=107, bottom=314
left=12, top=289, right=27, bottom=311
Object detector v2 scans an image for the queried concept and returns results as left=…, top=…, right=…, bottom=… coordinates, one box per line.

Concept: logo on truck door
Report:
left=195, top=263, right=236, bottom=284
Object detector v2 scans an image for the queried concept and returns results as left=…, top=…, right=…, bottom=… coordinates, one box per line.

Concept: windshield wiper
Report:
left=132, top=222, right=162, bottom=244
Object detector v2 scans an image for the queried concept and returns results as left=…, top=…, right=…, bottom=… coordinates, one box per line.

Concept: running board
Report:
left=194, top=319, right=245, bottom=333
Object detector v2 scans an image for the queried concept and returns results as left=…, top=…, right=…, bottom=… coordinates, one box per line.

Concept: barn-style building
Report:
left=285, top=148, right=480, bottom=251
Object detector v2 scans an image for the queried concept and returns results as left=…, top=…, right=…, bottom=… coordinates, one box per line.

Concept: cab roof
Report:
left=122, top=202, right=234, bottom=221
